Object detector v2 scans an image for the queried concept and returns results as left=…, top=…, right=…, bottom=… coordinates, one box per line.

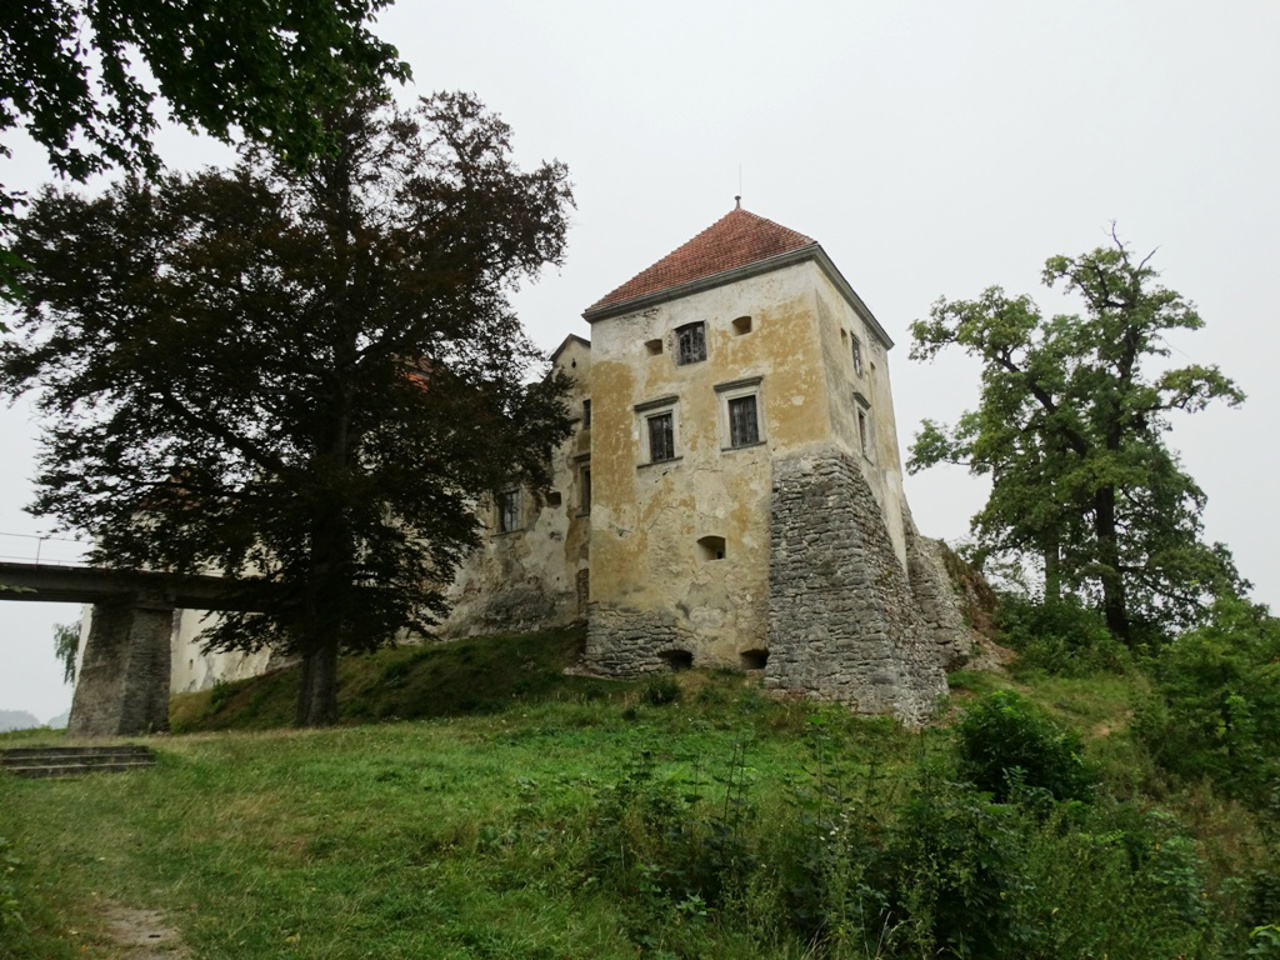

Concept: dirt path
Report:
left=102, top=905, right=189, bottom=959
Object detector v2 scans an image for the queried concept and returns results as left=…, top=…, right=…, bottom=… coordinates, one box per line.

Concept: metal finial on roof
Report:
left=734, top=195, right=741, bottom=209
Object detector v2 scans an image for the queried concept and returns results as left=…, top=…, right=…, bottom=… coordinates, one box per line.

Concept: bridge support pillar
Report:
left=67, top=598, right=173, bottom=737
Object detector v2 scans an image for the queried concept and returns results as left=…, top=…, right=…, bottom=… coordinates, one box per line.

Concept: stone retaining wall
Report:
left=765, top=452, right=949, bottom=725
left=584, top=605, right=696, bottom=675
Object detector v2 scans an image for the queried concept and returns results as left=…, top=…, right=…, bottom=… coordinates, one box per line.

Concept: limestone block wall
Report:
left=904, top=522, right=977, bottom=669
left=585, top=605, right=699, bottom=675
left=765, top=452, right=949, bottom=725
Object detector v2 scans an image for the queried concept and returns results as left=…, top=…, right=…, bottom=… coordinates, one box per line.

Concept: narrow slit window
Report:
left=675, top=322, right=706, bottom=365
left=580, top=467, right=591, bottom=512
left=648, top=413, right=675, bottom=462
left=728, top=395, right=759, bottom=447
left=582, top=398, right=591, bottom=426
left=856, top=407, right=873, bottom=460
left=852, top=336, right=865, bottom=377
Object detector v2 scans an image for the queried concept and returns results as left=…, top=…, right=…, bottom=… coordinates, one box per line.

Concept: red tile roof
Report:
left=587, top=206, right=817, bottom=312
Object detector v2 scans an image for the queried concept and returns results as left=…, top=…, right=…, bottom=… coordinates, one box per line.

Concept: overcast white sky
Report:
left=2, top=0, right=1277, bottom=722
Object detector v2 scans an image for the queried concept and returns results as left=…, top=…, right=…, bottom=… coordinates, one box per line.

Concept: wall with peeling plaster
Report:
left=438, top=336, right=593, bottom=637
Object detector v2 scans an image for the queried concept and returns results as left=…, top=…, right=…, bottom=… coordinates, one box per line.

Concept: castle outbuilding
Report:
left=442, top=204, right=972, bottom=723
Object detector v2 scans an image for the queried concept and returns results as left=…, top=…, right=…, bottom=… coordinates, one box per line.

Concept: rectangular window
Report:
left=582, top=399, right=591, bottom=427
left=675, top=322, right=706, bottom=365
left=497, top=489, right=520, bottom=533
left=580, top=466, right=591, bottom=512
left=728, top=395, right=759, bottom=447
left=852, top=336, right=865, bottom=377
left=715, top=375, right=764, bottom=451
left=648, top=412, right=675, bottom=462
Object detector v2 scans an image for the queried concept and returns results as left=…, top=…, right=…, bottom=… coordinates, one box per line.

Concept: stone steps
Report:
left=0, top=745, right=157, bottom=779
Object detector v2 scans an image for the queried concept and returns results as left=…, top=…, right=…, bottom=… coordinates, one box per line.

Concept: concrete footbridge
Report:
left=0, top=559, right=281, bottom=611
left=1, top=535, right=284, bottom=738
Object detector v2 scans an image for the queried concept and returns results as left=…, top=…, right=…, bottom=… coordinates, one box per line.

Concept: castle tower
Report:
left=580, top=204, right=959, bottom=721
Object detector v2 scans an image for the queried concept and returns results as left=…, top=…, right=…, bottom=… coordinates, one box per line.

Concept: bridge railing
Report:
left=0, top=532, right=91, bottom=567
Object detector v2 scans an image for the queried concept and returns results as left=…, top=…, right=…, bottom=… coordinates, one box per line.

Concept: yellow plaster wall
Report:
left=588, top=262, right=839, bottom=665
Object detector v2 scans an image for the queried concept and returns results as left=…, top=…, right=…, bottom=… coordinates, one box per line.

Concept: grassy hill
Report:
left=1, top=627, right=1275, bottom=959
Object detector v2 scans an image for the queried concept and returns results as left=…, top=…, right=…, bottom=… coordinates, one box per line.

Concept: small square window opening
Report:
left=732, top=315, right=753, bottom=335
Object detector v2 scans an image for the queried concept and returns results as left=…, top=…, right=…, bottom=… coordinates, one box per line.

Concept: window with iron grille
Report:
left=728, top=395, right=759, bottom=447
left=648, top=412, right=675, bottom=462
left=497, top=489, right=520, bottom=533
left=675, top=322, right=706, bottom=365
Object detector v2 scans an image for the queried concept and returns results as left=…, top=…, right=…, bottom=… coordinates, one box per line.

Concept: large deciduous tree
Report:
left=1, top=91, right=574, bottom=725
left=909, top=234, right=1244, bottom=642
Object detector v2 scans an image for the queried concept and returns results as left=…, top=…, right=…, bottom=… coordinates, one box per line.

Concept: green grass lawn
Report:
left=1, top=628, right=1272, bottom=959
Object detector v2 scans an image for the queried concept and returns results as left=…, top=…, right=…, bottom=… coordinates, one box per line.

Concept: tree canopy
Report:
left=1, top=91, right=574, bottom=725
left=2, top=0, right=406, bottom=179
left=1, top=0, right=408, bottom=306
left=909, top=234, right=1245, bottom=641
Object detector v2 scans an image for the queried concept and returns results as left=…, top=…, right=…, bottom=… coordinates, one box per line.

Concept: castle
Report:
left=436, top=204, right=972, bottom=722
left=73, top=203, right=977, bottom=729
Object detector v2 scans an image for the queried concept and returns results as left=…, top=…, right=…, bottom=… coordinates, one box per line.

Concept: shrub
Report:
left=1133, top=594, right=1280, bottom=805
left=878, top=778, right=1029, bottom=958
left=955, top=690, right=1095, bottom=804
left=996, top=594, right=1130, bottom=677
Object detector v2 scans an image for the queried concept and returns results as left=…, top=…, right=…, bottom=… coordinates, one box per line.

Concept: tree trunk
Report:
left=296, top=634, right=340, bottom=727
left=1094, top=486, right=1130, bottom=641
left=1044, top=539, right=1061, bottom=604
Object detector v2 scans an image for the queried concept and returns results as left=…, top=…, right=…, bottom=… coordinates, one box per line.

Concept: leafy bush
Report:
left=1133, top=595, right=1280, bottom=805
left=996, top=594, right=1130, bottom=677
left=955, top=690, right=1095, bottom=803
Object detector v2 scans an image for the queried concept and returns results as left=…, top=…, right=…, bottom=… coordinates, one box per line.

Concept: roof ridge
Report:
left=586, top=206, right=817, bottom=314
